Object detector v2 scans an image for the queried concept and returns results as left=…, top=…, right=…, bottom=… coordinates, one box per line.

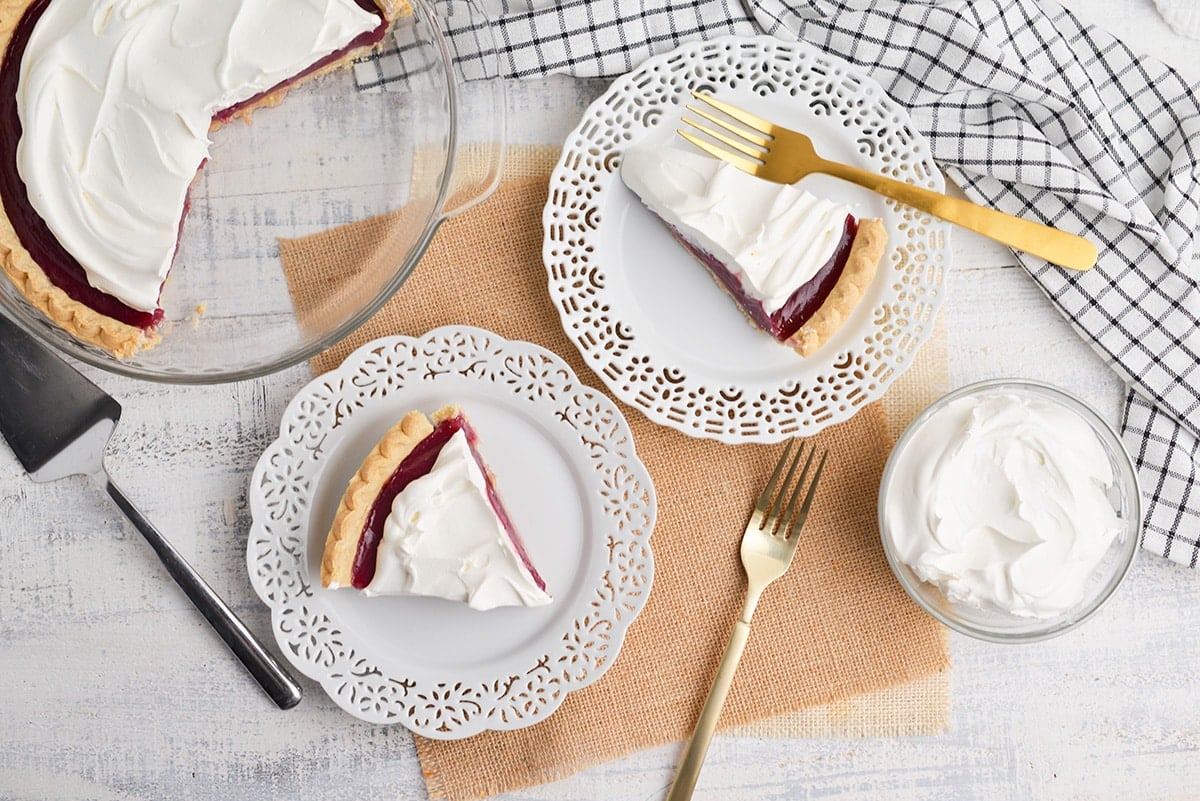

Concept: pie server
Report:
left=0, top=312, right=301, bottom=709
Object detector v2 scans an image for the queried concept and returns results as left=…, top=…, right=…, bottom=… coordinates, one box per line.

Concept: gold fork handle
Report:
left=820, top=160, right=1098, bottom=271
left=666, top=619, right=752, bottom=801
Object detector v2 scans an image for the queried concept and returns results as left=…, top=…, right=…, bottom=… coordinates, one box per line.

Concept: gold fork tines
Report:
left=681, top=103, right=770, bottom=156
left=665, top=439, right=828, bottom=801
left=771, top=445, right=827, bottom=537
left=677, top=126, right=763, bottom=173
left=677, top=91, right=1098, bottom=271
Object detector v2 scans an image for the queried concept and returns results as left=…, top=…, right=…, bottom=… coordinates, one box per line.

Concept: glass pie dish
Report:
left=878, top=379, right=1141, bottom=643
left=0, top=0, right=504, bottom=383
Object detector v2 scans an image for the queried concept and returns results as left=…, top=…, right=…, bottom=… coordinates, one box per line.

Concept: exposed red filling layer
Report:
left=669, top=214, right=858, bottom=342
left=0, top=0, right=387, bottom=331
left=214, top=0, right=387, bottom=125
left=350, top=414, right=547, bottom=593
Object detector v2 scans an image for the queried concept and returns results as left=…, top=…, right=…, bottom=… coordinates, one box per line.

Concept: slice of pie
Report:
left=620, top=143, right=887, bottom=357
left=0, top=0, right=409, bottom=356
left=321, top=406, right=552, bottom=611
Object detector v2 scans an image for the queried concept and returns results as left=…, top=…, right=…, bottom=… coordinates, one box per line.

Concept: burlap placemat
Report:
left=451, top=149, right=952, bottom=742
left=280, top=157, right=949, bottom=800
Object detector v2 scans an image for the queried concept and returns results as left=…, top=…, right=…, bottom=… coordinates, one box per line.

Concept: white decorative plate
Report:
left=543, top=35, right=950, bottom=443
left=246, top=326, right=656, bottom=738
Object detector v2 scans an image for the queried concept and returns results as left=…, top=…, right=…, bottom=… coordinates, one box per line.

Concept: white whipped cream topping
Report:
left=16, top=0, right=380, bottom=311
left=620, top=143, right=852, bottom=314
left=884, top=392, right=1122, bottom=619
left=366, top=430, right=552, bottom=611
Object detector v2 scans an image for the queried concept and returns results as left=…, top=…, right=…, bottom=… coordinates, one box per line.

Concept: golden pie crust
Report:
left=787, top=217, right=888, bottom=357
left=0, top=0, right=411, bottom=357
left=321, top=404, right=465, bottom=589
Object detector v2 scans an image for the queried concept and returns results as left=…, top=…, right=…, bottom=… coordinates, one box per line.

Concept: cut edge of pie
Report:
left=665, top=214, right=889, bottom=358
left=0, top=0, right=411, bottom=357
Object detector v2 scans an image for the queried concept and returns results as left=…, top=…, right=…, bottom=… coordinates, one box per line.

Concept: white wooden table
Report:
left=2, top=2, right=1198, bottom=798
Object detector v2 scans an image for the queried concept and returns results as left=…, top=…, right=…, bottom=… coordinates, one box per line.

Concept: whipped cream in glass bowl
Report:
left=878, top=379, right=1141, bottom=643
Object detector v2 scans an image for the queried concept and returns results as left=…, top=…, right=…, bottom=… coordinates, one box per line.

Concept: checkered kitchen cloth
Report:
left=423, top=0, right=1200, bottom=566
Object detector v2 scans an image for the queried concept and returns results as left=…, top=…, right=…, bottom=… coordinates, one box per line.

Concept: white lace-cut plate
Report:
left=544, top=35, right=950, bottom=443
left=246, top=326, right=656, bottom=738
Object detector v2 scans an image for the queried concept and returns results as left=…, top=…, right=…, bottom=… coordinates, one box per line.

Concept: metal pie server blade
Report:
left=0, top=312, right=301, bottom=709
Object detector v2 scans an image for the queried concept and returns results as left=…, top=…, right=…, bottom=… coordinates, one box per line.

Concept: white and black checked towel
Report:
left=436, top=0, right=1200, bottom=567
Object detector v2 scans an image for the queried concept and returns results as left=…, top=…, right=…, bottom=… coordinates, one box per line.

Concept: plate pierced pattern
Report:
left=247, top=327, right=655, bottom=737
left=543, top=36, right=949, bottom=443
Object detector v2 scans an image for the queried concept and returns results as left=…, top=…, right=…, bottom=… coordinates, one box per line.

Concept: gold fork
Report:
left=666, top=440, right=828, bottom=801
left=679, top=91, right=1097, bottom=272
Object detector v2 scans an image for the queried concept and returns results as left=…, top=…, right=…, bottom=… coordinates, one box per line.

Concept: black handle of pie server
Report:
left=100, top=472, right=303, bottom=710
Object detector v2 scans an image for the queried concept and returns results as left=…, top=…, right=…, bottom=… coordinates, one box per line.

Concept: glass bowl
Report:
left=878, top=379, right=1141, bottom=643
left=0, top=0, right=504, bottom=384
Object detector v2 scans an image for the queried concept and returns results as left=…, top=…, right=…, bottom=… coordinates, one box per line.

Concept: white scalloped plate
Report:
left=544, top=35, right=950, bottom=443
left=245, top=326, right=655, bottom=738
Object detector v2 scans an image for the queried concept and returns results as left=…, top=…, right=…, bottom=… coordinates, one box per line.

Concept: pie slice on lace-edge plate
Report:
left=321, top=405, right=553, bottom=611
left=620, top=142, right=888, bottom=357
left=0, top=0, right=410, bottom=356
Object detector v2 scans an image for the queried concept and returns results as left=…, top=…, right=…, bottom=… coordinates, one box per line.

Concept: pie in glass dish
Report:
left=320, top=405, right=553, bottom=611
left=620, top=143, right=887, bottom=357
left=0, top=0, right=409, bottom=356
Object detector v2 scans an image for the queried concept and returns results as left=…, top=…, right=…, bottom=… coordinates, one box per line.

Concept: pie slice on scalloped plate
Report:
left=0, top=0, right=409, bottom=356
left=620, top=142, right=887, bottom=357
left=321, top=405, right=553, bottom=611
